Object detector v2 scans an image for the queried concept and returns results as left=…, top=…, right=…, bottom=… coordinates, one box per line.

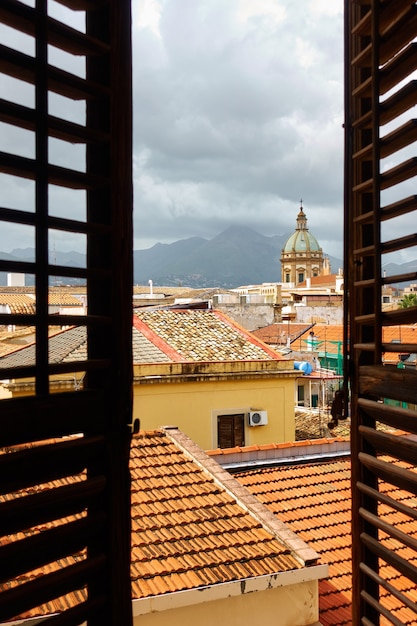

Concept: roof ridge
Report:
left=207, top=436, right=350, bottom=456
left=162, top=427, right=319, bottom=567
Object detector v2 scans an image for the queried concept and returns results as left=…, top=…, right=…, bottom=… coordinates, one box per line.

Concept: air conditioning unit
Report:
left=248, top=411, right=268, bottom=426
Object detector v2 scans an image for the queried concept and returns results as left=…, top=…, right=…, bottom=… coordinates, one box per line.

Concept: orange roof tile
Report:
left=235, top=455, right=417, bottom=626
left=0, top=292, right=83, bottom=312
left=47, top=293, right=83, bottom=306
left=129, top=429, right=312, bottom=600
left=0, top=294, right=36, bottom=315
left=252, top=323, right=312, bottom=346
left=295, top=324, right=344, bottom=352
left=1, top=429, right=319, bottom=621
left=270, top=323, right=417, bottom=363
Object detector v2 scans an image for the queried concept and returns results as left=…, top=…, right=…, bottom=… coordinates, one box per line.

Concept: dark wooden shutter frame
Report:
left=345, top=1, right=417, bottom=624
left=0, top=1, right=133, bottom=624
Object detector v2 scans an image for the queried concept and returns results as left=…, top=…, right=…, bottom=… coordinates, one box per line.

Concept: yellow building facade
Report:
left=0, top=310, right=299, bottom=451
left=134, top=360, right=297, bottom=450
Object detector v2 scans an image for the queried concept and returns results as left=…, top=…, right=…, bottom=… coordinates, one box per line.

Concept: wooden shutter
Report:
left=217, top=414, right=245, bottom=449
left=0, top=1, right=133, bottom=624
left=345, top=1, right=417, bottom=623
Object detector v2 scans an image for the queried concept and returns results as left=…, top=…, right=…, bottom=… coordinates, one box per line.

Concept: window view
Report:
left=1, top=2, right=417, bottom=626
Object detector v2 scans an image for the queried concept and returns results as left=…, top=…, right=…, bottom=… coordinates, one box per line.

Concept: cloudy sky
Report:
left=0, top=0, right=346, bottom=260
left=133, top=0, right=345, bottom=257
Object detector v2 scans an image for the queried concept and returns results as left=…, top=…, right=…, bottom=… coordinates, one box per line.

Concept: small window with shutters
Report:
left=217, top=414, right=245, bottom=449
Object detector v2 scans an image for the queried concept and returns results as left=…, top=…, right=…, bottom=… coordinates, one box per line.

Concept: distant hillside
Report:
left=133, top=226, right=343, bottom=288
left=382, top=258, right=417, bottom=281
left=0, top=249, right=86, bottom=286
left=134, top=237, right=206, bottom=284
left=2, top=227, right=346, bottom=288
left=133, top=227, right=285, bottom=287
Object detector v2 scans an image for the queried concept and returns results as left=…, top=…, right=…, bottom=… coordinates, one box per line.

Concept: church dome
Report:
left=283, top=206, right=321, bottom=253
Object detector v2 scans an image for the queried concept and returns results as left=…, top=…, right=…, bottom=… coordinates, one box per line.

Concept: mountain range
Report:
left=2, top=225, right=413, bottom=289
left=133, top=226, right=301, bottom=288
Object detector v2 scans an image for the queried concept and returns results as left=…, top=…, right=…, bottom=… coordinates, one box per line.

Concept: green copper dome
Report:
left=283, top=206, right=321, bottom=253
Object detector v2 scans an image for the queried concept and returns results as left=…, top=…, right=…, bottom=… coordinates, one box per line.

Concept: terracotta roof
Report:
left=0, top=294, right=35, bottom=315
left=252, top=323, right=343, bottom=350
left=381, top=325, right=417, bottom=364
left=252, top=323, right=312, bottom=346
left=0, top=467, right=87, bottom=621
left=0, top=312, right=285, bottom=373
left=0, top=326, right=86, bottom=369
left=207, top=436, right=350, bottom=466
left=1, top=429, right=321, bottom=621
left=0, top=326, right=87, bottom=369
left=266, top=324, right=417, bottom=361
left=235, top=454, right=417, bottom=626
left=0, top=292, right=83, bottom=311
left=130, top=429, right=317, bottom=600
left=296, top=324, right=417, bottom=349
left=291, top=324, right=344, bottom=352
left=47, top=293, right=83, bottom=306
left=55, top=326, right=171, bottom=365
left=0, top=325, right=172, bottom=371
left=134, top=309, right=283, bottom=362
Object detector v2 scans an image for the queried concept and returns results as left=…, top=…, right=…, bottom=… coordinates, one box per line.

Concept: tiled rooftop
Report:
left=0, top=326, right=173, bottom=370
left=302, top=324, right=417, bottom=363
left=252, top=323, right=312, bottom=346
left=254, top=323, right=417, bottom=362
left=0, top=328, right=36, bottom=358
left=299, top=325, right=344, bottom=348
left=0, top=311, right=285, bottom=373
left=236, top=455, right=417, bottom=626
left=130, top=429, right=314, bottom=600
left=131, top=327, right=171, bottom=363
left=0, top=326, right=87, bottom=369
left=0, top=292, right=83, bottom=311
left=47, top=293, right=83, bottom=306
left=207, top=436, right=350, bottom=467
left=0, top=294, right=36, bottom=315
left=55, top=326, right=171, bottom=365
left=135, top=309, right=283, bottom=362
left=1, top=429, right=320, bottom=621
